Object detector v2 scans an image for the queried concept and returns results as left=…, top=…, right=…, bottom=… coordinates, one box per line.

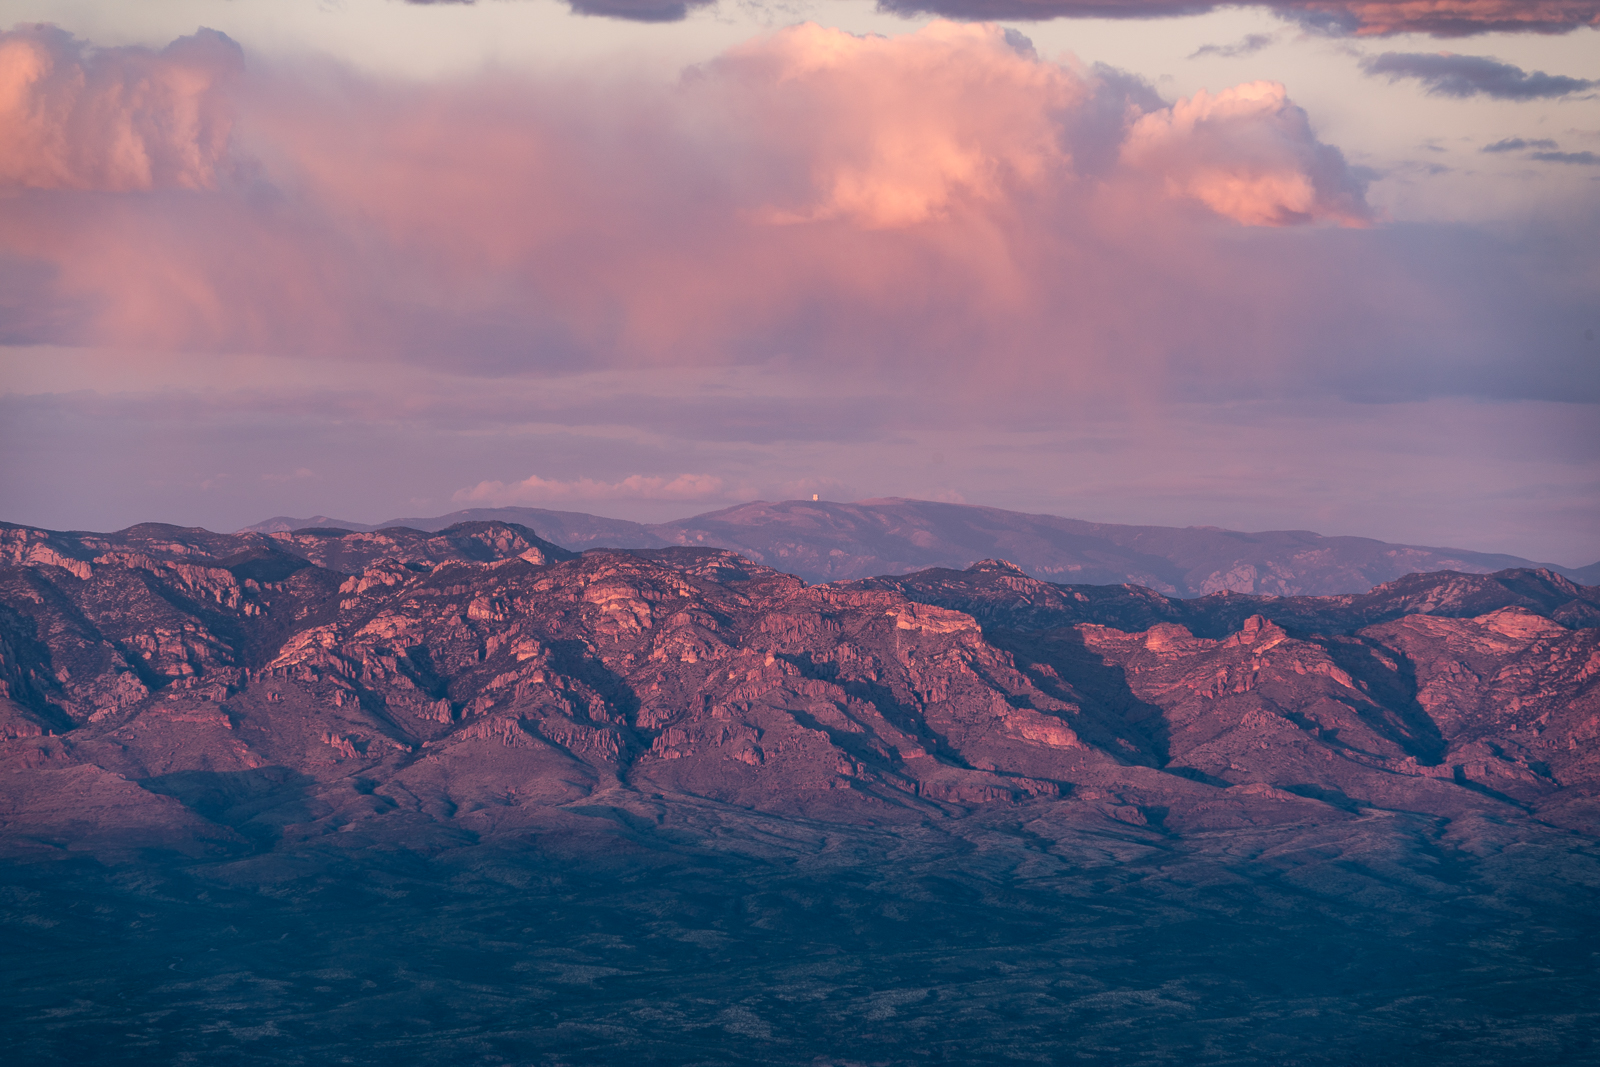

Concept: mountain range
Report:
left=3, top=514, right=1599, bottom=1063
left=240, top=498, right=1600, bottom=594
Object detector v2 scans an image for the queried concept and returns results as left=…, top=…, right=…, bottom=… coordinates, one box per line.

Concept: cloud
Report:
left=1531, top=149, right=1600, bottom=164
left=1361, top=52, right=1597, bottom=100
left=0, top=21, right=1376, bottom=373
left=0, top=25, right=242, bottom=192
left=1482, top=137, right=1560, bottom=152
left=708, top=21, right=1086, bottom=229
left=1121, top=81, right=1372, bottom=227
left=454, top=473, right=732, bottom=506
left=395, top=0, right=1600, bottom=33
left=1478, top=138, right=1600, bottom=164
left=404, top=0, right=715, bottom=21
left=0, top=7, right=1594, bottom=514
left=567, top=0, right=714, bottom=20
left=868, top=1, right=1600, bottom=37
left=1190, top=34, right=1277, bottom=59
left=0, top=26, right=1593, bottom=569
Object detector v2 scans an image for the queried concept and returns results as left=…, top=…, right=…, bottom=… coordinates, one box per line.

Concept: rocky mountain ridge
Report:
left=852, top=558, right=1600, bottom=636
left=4, top=516, right=1600, bottom=1065
left=240, top=498, right=1598, bottom=594
left=4, top=516, right=1598, bottom=835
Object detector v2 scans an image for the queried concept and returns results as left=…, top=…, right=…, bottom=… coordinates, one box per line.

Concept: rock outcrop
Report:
left=2, top=521, right=1597, bottom=846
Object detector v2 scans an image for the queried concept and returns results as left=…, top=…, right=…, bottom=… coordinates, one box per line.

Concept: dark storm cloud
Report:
left=1361, top=52, right=1597, bottom=100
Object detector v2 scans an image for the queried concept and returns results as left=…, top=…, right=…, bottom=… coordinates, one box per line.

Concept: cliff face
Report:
left=4, top=520, right=1599, bottom=1065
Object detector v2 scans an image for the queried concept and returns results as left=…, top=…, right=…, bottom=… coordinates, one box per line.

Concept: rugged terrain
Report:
left=3, top=517, right=1599, bottom=1065
left=241, top=498, right=1598, bottom=594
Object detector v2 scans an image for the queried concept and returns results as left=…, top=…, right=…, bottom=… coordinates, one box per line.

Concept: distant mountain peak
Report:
left=239, top=498, right=1591, bottom=596
left=969, top=558, right=1027, bottom=574
left=240, top=514, right=373, bottom=534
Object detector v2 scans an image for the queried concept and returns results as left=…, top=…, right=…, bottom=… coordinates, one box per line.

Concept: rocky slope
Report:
left=853, top=558, right=1600, bottom=636
left=241, top=498, right=1593, bottom=593
left=6, top=518, right=1598, bottom=832
left=3, top=518, right=1599, bottom=1065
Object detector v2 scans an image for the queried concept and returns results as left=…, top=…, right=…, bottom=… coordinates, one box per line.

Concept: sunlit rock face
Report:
left=3, top=520, right=1598, bottom=1064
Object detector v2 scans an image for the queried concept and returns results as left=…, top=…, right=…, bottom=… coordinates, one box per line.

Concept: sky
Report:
left=0, top=0, right=1596, bottom=564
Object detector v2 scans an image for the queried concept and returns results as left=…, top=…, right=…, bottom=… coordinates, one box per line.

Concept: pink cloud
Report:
left=0, top=21, right=1377, bottom=381
left=711, top=22, right=1084, bottom=229
left=0, top=25, right=240, bottom=192
left=1121, top=81, right=1373, bottom=227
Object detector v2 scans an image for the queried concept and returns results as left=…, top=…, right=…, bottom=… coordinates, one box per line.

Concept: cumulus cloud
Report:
left=1121, top=81, right=1371, bottom=226
left=454, top=473, right=732, bottom=506
left=1361, top=52, right=1597, bottom=99
left=0, top=21, right=1377, bottom=371
left=0, top=25, right=241, bottom=192
left=0, top=25, right=1592, bottom=567
left=2, top=20, right=1593, bottom=433
left=705, top=22, right=1085, bottom=228
left=869, top=1, right=1600, bottom=37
